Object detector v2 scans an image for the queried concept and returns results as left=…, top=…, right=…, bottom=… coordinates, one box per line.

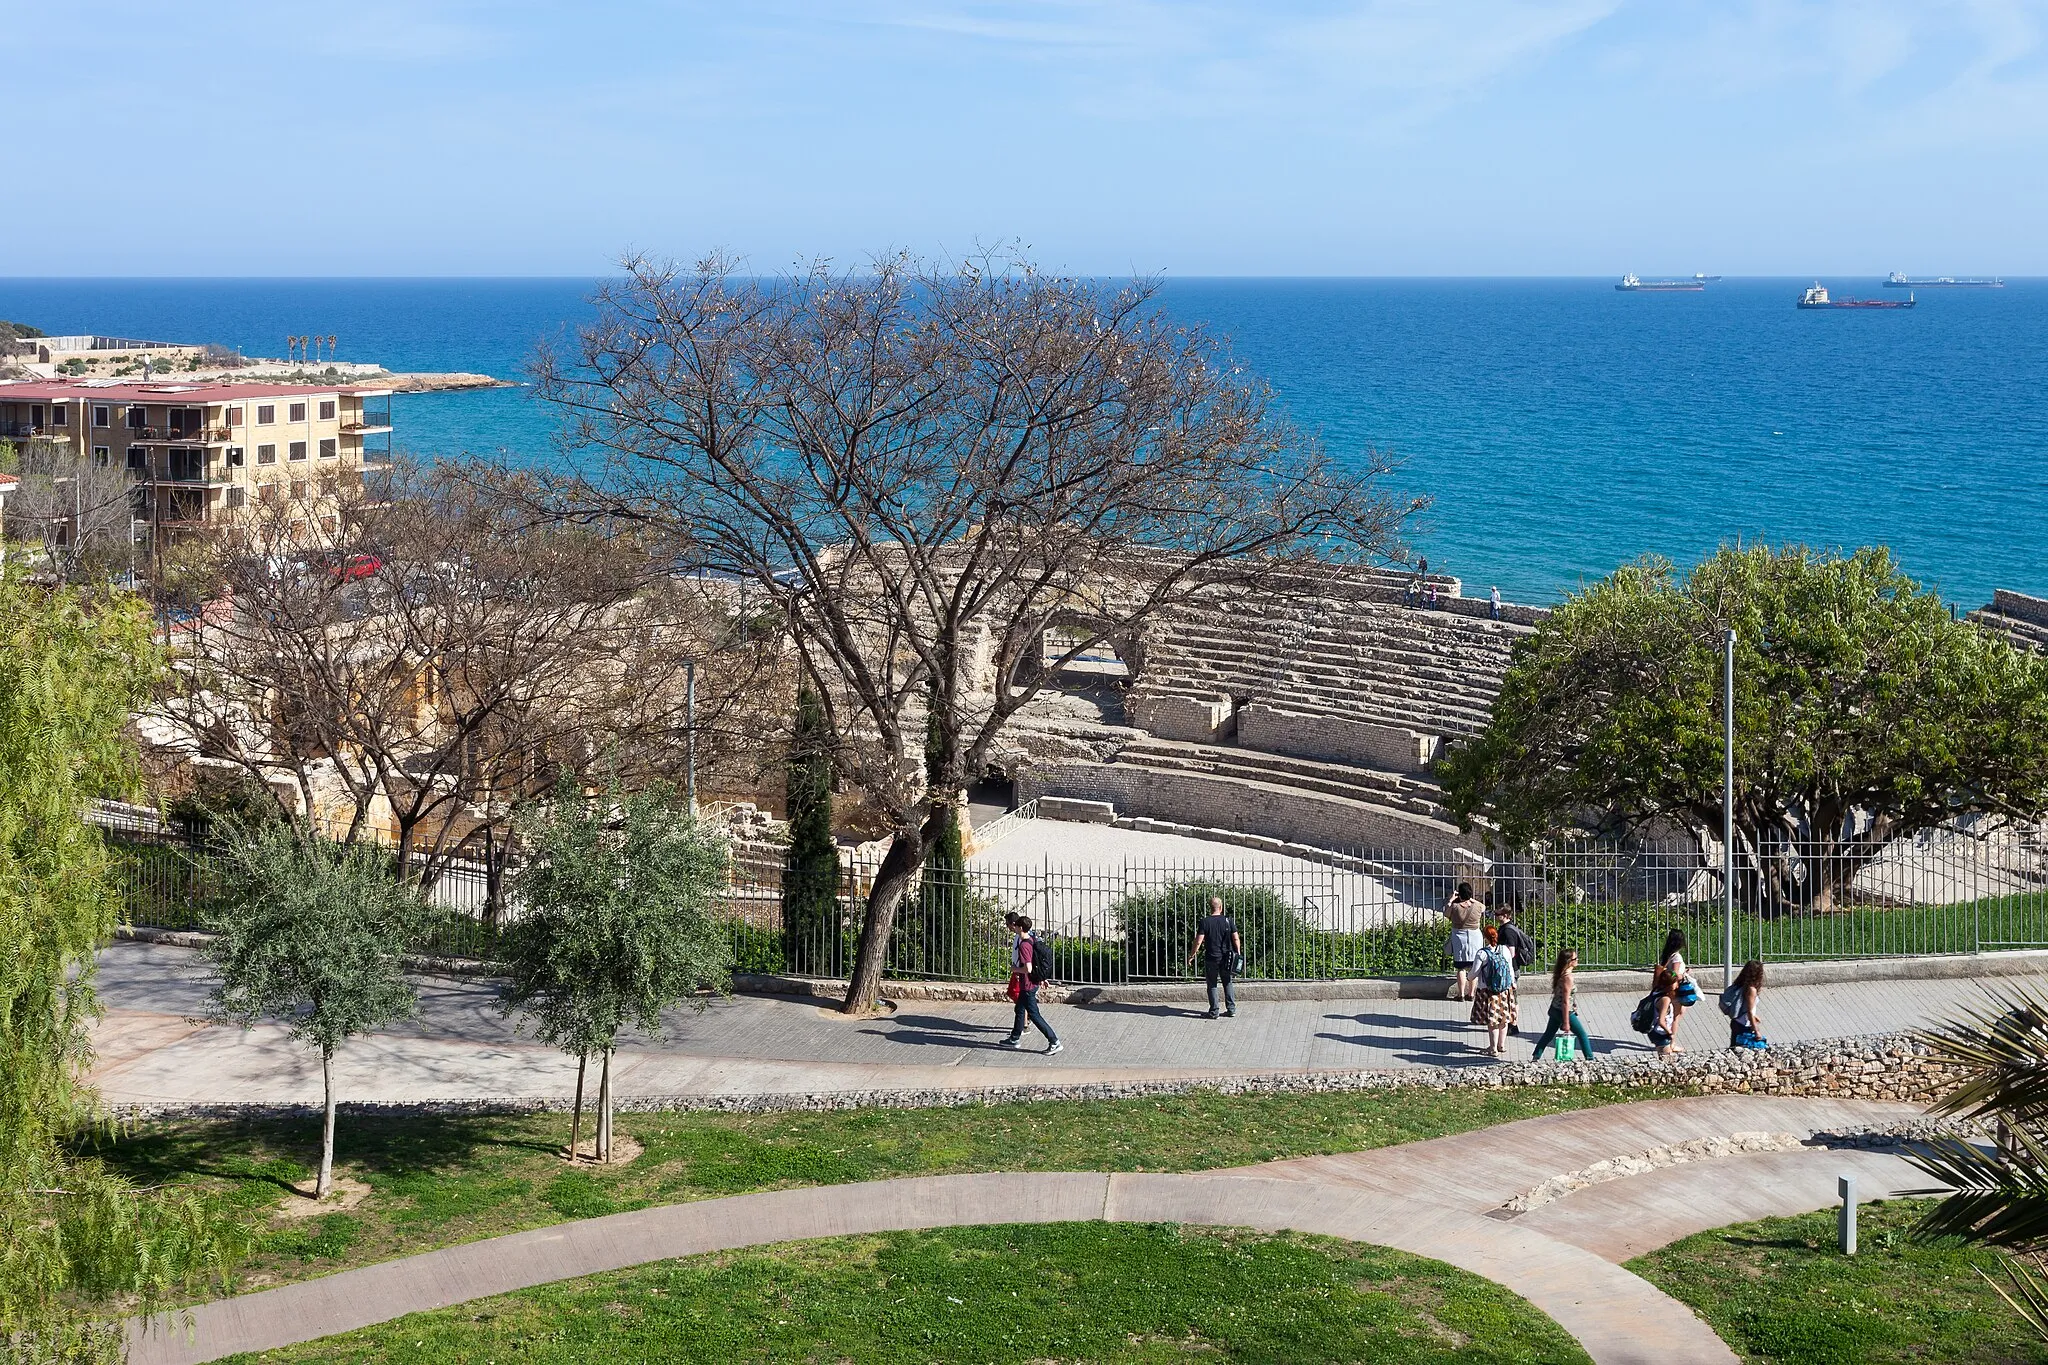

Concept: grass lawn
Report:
left=221, top=1223, right=1591, bottom=1364
left=92, top=1084, right=1665, bottom=1295
left=1632, top=1198, right=2048, bottom=1365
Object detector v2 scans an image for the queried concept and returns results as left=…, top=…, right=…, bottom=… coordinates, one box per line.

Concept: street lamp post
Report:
left=1723, top=627, right=1737, bottom=989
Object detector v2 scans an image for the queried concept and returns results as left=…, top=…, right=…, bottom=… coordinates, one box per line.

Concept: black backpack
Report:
left=1027, top=932, right=1054, bottom=984
left=1629, top=990, right=1662, bottom=1035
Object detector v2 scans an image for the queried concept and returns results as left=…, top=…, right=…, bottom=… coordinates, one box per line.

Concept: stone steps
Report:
left=1109, top=740, right=1452, bottom=822
left=1973, top=609, right=2048, bottom=653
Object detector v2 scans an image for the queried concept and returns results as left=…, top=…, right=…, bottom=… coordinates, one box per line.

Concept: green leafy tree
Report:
left=202, top=823, right=427, bottom=1199
left=1440, top=546, right=2048, bottom=911
left=781, top=689, right=842, bottom=976
left=0, top=573, right=243, bottom=1363
left=502, top=783, right=734, bottom=1162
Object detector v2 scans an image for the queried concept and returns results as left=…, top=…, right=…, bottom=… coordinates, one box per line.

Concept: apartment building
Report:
left=0, top=378, right=392, bottom=535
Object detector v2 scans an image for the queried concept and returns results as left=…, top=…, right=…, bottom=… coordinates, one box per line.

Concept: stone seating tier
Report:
left=1972, top=608, right=2048, bottom=653
left=1110, top=737, right=1449, bottom=820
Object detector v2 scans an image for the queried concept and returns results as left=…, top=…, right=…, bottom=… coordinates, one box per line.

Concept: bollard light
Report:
left=1838, top=1173, right=1858, bottom=1255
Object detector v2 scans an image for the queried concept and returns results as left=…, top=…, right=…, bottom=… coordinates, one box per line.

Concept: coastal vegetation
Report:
left=217, top=1224, right=1589, bottom=1364
left=537, top=252, right=1418, bottom=1013
left=1441, top=545, right=2048, bottom=911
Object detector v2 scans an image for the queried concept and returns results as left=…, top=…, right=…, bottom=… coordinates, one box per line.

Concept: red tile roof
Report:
left=0, top=380, right=392, bottom=403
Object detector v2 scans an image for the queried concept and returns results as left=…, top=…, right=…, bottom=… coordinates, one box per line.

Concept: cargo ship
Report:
left=1885, top=271, right=2002, bottom=288
left=1798, top=283, right=1915, bottom=310
left=1616, top=273, right=1705, bottom=292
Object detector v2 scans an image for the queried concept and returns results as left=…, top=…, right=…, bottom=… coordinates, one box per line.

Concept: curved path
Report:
left=128, top=1095, right=1946, bottom=1365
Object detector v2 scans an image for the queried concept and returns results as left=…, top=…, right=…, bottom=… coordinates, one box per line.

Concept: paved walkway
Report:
left=92, top=940, right=2025, bottom=1109
left=127, top=1094, right=1944, bottom=1365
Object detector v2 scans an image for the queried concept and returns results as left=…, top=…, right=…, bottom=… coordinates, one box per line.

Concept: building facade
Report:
left=0, top=378, right=392, bottom=536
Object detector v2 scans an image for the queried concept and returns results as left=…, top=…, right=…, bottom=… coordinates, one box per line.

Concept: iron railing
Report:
left=98, top=805, right=2048, bottom=985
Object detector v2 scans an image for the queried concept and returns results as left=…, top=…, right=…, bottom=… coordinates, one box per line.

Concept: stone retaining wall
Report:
left=1017, top=760, right=1460, bottom=850
left=110, top=1032, right=1964, bottom=1119
left=1126, top=691, right=1233, bottom=742
left=1237, top=702, right=1441, bottom=773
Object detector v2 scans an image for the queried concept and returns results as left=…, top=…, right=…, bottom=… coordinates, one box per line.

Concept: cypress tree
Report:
left=781, top=689, right=842, bottom=975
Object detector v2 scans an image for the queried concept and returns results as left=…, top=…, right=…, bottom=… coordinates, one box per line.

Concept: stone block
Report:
left=1036, top=797, right=1117, bottom=824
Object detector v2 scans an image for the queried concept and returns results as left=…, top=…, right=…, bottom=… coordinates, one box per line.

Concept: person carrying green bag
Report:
left=1531, top=948, right=1597, bottom=1063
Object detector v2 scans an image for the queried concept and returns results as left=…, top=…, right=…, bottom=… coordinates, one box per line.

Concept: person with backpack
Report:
left=1491, top=903, right=1539, bottom=1036
left=1722, top=960, right=1768, bottom=1050
left=1530, top=948, right=1596, bottom=1063
left=1650, top=928, right=1699, bottom=1057
left=1000, top=914, right=1061, bottom=1054
left=1187, top=895, right=1242, bottom=1019
left=1468, top=925, right=1518, bottom=1057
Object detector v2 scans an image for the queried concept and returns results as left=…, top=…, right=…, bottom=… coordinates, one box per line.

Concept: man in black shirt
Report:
left=1494, top=904, right=1540, bottom=1036
left=1187, top=896, right=1243, bottom=1019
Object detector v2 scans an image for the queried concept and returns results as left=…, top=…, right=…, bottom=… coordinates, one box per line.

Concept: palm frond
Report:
left=1978, top=1252, right=2048, bottom=1345
left=1913, top=981, right=2048, bottom=1123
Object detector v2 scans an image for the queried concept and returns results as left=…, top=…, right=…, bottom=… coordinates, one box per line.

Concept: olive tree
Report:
left=500, top=783, right=734, bottom=1162
left=539, top=251, right=1415, bottom=1011
left=1441, top=545, right=2048, bottom=910
left=203, top=822, right=427, bottom=1198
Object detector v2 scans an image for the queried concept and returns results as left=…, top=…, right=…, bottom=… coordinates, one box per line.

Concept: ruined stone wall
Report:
left=1236, top=703, right=1441, bottom=774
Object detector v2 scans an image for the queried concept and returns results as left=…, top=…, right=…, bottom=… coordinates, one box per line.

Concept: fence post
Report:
left=1723, top=626, right=1737, bottom=988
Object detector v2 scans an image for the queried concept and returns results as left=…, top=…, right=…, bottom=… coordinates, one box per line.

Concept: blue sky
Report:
left=9, top=0, right=2047, bottom=275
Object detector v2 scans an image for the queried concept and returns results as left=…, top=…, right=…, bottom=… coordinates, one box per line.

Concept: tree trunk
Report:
left=569, top=1051, right=587, bottom=1161
left=840, top=825, right=925, bottom=1014
left=597, top=1048, right=613, bottom=1163
left=317, top=1046, right=337, bottom=1200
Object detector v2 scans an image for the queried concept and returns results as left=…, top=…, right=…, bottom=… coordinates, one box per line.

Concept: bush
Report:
left=1118, top=880, right=1324, bottom=979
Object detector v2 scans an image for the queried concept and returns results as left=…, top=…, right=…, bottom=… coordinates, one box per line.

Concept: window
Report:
left=256, top=443, right=276, bottom=465
left=93, top=446, right=110, bottom=466
left=318, top=400, right=336, bottom=421
left=318, top=438, right=337, bottom=459
left=30, top=406, right=43, bottom=428
left=127, top=407, right=146, bottom=430
left=92, top=405, right=110, bottom=428
left=320, top=515, right=338, bottom=534
left=51, top=405, right=67, bottom=427
left=126, top=446, right=147, bottom=470
left=288, top=402, right=307, bottom=423
left=256, top=405, right=275, bottom=425
left=289, top=441, right=308, bottom=461
left=226, top=406, right=243, bottom=427
left=224, top=487, right=246, bottom=510
left=259, top=481, right=281, bottom=503
left=227, top=446, right=245, bottom=467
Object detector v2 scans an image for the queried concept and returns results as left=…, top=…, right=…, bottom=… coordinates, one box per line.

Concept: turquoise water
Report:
left=4, top=276, right=2042, bottom=606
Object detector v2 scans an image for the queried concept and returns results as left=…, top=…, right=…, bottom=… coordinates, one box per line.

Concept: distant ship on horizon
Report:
left=1885, top=271, right=2002, bottom=289
left=1616, top=273, right=1708, bottom=292
left=1799, top=283, right=1915, bottom=310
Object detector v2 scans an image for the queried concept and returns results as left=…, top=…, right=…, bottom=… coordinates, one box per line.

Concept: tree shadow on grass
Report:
left=79, top=1111, right=558, bottom=1194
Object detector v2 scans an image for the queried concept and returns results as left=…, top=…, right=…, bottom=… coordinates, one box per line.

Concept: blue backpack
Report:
left=1480, top=946, right=1513, bottom=993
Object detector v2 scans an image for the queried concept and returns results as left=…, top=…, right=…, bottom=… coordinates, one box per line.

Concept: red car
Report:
left=326, top=552, right=382, bottom=583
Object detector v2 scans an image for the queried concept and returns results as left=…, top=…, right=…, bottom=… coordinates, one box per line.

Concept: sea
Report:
left=3, top=276, right=2043, bottom=607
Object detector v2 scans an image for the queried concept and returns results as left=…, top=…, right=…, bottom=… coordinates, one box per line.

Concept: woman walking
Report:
left=1652, top=929, right=1699, bottom=1057
left=1531, top=948, right=1596, bottom=1062
left=1469, top=925, right=1518, bottom=1057
left=1725, top=960, right=1769, bottom=1050
left=1443, top=881, right=1487, bottom=1001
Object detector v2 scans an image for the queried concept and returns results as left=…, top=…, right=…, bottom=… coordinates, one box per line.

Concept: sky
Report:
left=5, top=0, right=2047, bottom=275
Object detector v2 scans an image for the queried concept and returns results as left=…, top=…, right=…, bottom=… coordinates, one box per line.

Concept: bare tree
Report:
left=538, top=252, right=1419, bottom=1012
left=1, top=438, right=138, bottom=584
left=157, top=464, right=784, bottom=886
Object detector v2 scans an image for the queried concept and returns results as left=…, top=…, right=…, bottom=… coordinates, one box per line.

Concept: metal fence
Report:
left=101, top=807, right=2048, bottom=985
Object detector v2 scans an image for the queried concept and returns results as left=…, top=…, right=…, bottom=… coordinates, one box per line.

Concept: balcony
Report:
left=130, top=428, right=234, bottom=446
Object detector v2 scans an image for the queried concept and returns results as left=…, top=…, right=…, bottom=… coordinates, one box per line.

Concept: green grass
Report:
left=1632, top=1198, right=2048, bottom=1365
left=88, top=1084, right=1663, bottom=1296
left=220, top=1223, right=1591, bottom=1364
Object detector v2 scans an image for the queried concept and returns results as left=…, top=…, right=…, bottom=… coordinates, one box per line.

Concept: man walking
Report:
left=1000, top=914, right=1061, bottom=1054
left=1492, top=902, right=1540, bottom=1037
left=1489, top=585, right=1503, bottom=620
left=1188, top=896, right=1242, bottom=1019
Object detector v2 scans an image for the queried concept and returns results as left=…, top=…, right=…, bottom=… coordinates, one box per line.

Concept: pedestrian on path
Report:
left=1651, top=929, right=1698, bottom=1057
left=1491, top=903, right=1539, bottom=1037
left=1489, top=585, right=1502, bottom=620
left=1723, top=960, right=1769, bottom=1050
left=1470, top=926, right=1518, bottom=1057
left=1531, top=948, right=1596, bottom=1062
left=1443, top=882, right=1486, bottom=1000
left=1001, top=915, right=1062, bottom=1054
left=1188, top=896, right=1242, bottom=1019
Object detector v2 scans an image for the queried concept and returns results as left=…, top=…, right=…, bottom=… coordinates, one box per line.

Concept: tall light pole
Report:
left=1723, top=627, right=1737, bottom=989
